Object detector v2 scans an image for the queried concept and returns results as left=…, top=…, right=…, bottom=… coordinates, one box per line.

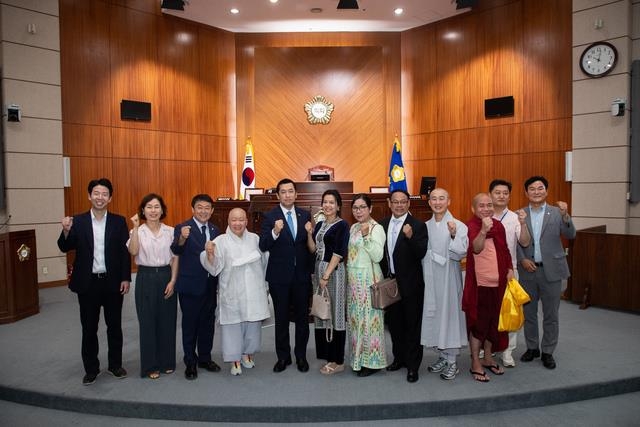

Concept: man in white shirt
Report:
left=489, top=179, right=531, bottom=367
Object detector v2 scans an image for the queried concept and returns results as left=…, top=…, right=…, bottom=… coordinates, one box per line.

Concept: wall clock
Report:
left=579, top=41, right=617, bottom=78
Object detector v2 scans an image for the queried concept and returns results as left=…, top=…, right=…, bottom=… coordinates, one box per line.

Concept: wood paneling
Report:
left=60, top=0, right=236, bottom=225
left=402, top=0, right=571, bottom=215
left=236, top=33, right=401, bottom=193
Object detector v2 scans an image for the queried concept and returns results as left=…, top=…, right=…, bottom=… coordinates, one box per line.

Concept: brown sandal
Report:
left=148, top=371, right=160, bottom=379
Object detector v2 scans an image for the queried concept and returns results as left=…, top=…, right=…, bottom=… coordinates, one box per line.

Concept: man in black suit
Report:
left=380, top=189, right=428, bottom=383
left=259, top=178, right=313, bottom=373
left=57, top=178, right=131, bottom=386
left=170, top=194, right=221, bottom=380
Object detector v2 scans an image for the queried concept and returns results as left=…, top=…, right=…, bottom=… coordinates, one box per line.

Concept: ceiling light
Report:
left=269, top=0, right=279, bottom=3
left=337, top=0, right=359, bottom=10
left=394, top=8, right=404, bottom=15
left=230, top=8, right=239, bottom=14
left=161, top=0, right=185, bottom=11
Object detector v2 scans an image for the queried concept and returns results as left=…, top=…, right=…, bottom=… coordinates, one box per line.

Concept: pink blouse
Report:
left=127, top=223, right=176, bottom=267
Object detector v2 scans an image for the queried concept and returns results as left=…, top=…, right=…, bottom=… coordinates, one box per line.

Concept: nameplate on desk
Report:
left=409, top=195, right=422, bottom=200
left=216, top=197, right=232, bottom=201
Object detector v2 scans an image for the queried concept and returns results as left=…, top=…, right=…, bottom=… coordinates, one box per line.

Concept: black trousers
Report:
left=77, top=276, right=124, bottom=375
left=269, top=280, right=310, bottom=361
left=178, top=278, right=217, bottom=366
left=315, top=329, right=346, bottom=364
left=386, top=291, right=423, bottom=371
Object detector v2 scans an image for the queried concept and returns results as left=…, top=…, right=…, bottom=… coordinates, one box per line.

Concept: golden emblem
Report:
left=17, top=244, right=31, bottom=262
left=304, top=95, right=334, bottom=125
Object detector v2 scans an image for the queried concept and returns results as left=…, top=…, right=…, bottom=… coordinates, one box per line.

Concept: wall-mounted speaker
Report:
left=120, top=100, right=151, bottom=121
left=484, top=96, right=514, bottom=118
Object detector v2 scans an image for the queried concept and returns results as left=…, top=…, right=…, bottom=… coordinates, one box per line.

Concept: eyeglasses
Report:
left=390, top=200, right=408, bottom=205
left=352, top=205, right=369, bottom=211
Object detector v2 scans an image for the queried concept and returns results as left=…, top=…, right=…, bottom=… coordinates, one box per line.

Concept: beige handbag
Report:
left=310, top=286, right=333, bottom=342
left=370, top=277, right=401, bottom=309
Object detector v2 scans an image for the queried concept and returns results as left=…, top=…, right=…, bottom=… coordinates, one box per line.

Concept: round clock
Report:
left=579, top=41, right=617, bottom=78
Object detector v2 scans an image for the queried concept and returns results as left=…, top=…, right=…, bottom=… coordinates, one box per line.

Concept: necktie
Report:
left=201, top=225, right=207, bottom=239
left=286, top=211, right=296, bottom=238
left=391, top=219, right=402, bottom=249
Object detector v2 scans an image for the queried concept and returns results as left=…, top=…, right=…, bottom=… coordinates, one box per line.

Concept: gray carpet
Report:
left=0, top=285, right=639, bottom=423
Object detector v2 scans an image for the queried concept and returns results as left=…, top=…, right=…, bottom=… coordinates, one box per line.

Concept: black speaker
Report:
left=484, top=96, right=514, bottom=118
left=120, top=100, right=151, bottom=121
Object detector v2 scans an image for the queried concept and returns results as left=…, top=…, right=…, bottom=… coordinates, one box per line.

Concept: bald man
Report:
left=200, top=208, right=270, bottom=376
left=462, top=193, right=513, bottom=382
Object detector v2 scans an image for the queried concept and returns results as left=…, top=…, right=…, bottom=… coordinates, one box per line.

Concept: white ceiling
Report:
left=162, top=0, right=470, bottom=33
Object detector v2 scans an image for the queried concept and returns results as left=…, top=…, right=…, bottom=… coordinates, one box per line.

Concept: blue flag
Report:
left=388, top=136, right=407, bottom=192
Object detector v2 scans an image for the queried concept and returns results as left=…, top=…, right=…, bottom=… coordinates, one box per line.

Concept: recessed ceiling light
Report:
left=230, top=8, right=239, bottom=14
left=310, top=7, right=322, bottom=13
left=394, top=8, right=404, bottom=15
left=269, top=0, right=279, bottom=4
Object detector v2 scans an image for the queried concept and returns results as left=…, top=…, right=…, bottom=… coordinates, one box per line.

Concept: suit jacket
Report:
left=171, top=218, right=220, bottom=296
left=379, top=214, right=428, bottom=298
left=57, top=211, right=131, bottom=294
left=517, top=204, right=576, bottom=282
left=259, top=206, right=312, bottom=284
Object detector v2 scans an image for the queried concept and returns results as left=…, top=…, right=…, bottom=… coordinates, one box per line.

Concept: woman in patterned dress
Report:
left=346, top=193, right=388, bottom=377
left=306, top=189, right=350, bottom=375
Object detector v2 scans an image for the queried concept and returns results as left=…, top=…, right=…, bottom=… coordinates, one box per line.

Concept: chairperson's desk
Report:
left=211, top=181, right=432, bottom=233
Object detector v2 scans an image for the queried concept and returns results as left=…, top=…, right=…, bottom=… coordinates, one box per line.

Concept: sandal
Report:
left=470, top=369, right=490, bottom=382
left=320, top=362, right=344, bottom=375
left=148, top=371, right=160, bottom=380
left=483, top=363, right=504, bottom=375
left=164, top=369, right=174, bottom=374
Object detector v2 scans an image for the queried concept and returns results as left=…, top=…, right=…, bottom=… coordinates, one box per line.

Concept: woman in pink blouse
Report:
left=128, top=193, right=179, bottom=379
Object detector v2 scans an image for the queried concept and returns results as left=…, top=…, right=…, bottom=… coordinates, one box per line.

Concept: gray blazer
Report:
left=516, top=204, right=576, bottom=282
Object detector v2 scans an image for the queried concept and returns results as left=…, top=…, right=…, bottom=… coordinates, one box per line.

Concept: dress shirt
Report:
left=273, top=205, right=297, bottom=239
left=91, top=210, right=107, bottom=274
left=387, top=213, right=407, bottom=274
left=529, top=203, right=546, bottom=263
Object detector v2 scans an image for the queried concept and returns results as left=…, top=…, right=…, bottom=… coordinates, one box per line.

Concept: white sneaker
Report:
left=502, top=356, right=516, bottom=368
left=440, top=362, right=459, bottom=380
left=241, top=354, right=255, bottom=369
left=230, top=361, right=242, bottom=376
left=427, top=357, right=448, bottom=373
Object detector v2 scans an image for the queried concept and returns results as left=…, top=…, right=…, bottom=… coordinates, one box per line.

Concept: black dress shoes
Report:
left=407, top=370, right=419, bottom=383
left=541, top=353, right=556, bottom=369
left=198, top=361, right=221, bottom=372
left=386, top=360, right=404, bottom=371
left=296, top=358, right=310, bottom=372
left=273, top=358, right=292, bottom=373
left=185, top=365, right=197, bottom=380
left=520, top=348, right=541, bottom=362
left=357, top=367, right=379, bottom=377
left=107, top=366, right=127, bottom=379
left=82, top=372, right=98, bottom=386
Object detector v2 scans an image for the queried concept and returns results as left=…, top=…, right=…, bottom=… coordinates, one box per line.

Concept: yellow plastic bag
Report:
left=498, top=278, right=531, bottom=332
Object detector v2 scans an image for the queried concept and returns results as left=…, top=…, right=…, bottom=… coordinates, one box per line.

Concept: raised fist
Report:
left=402, top=223, right=413, bottom=239
left=130, top=213, right=140, bottom=228
left=180, top=225, right=191, bottom=240
left=447, top=221, right=456, bottom=236
left=274, top=219, right=284, bottom=235
left=61, top=216, right=73, bottom=232
left=481, top=217, right=493, bottom=233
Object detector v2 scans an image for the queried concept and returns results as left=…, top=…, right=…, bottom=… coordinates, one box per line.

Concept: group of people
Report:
left=57, top=175, right=575, bottom=386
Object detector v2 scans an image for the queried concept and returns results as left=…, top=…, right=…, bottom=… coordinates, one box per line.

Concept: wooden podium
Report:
left=0, top=230, right=39, bottom=323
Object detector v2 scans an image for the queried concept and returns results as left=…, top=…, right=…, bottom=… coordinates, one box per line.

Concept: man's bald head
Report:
left=228, top=208, right=248, bottom=236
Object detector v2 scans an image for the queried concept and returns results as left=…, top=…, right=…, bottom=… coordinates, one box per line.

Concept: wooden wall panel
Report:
left=236, top=33, right=401, bottom=193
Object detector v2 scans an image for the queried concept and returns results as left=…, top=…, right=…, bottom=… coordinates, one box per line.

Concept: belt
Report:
left=138, top=265, right=170, bottom=273
left=534, top=262, right=543, bottom=267
left=92, top=272, right=107, bottom=279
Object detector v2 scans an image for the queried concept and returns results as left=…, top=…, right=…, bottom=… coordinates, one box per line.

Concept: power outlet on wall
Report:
left=42, top=266, right=48, bottom=275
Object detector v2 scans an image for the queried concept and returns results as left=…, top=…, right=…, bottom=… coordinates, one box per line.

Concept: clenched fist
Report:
left=402, top=224, right=413, bottom=239
left=274, top=219, right=284, bottom=235
left=130, top=213, right=140, bottom=228
left=447, top=221, right=456, bottom=237
left=180, top=225, right=191, bottom=240
left=481, top=217, right=493, bottom=234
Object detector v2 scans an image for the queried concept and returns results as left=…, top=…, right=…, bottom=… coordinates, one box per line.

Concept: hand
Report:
left=481, top=217, right=493, bottom=233
left=120, top=281, right=130, bottom=295
left=516, top=209, right=527, bottom=224
left=319, top=277, right=328, bottom=288
left=557, top=201, right=568, bottom=217
left=274, top=219, right=284, bottom=235
left=61, top=216, right=73, bottom=232
left=402, top=224, right=413, bottom=239
left=521, top=258, right=537, bottom=273
left=507, top=269, right=514, bottom=282
left=205, top=240, right=215, bottom=261
left=305, top=221, right=313, bottom=234
left=180, top=225, right=191, bottom=240
left=447, top=221, right=456, bottom=236
left=361, top=222, right=370, bottom=237
left=164, top=281, right=175, bottom=299
left=130, top=213, right=140, bottom=228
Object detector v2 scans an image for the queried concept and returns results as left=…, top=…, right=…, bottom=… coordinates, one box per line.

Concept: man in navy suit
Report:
left=259, top=178, right=313, bottom=373
left=57, top=178, right=131, bottom=386
left=517, top=176, right=576, bottom=370
left=379, top=189, right=428, bottom=383
left=171, top=194, right=221, bottom=380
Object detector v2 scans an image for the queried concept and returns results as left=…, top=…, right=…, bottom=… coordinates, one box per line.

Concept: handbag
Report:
left=310, top=286, right=333, bottom=342
left=498, top=277, right=531, bottom=332
left=370, top=277, right=401, bottom=309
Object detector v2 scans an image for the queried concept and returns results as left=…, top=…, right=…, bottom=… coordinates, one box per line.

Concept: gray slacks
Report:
left=520, top=267, right=562, bottom=354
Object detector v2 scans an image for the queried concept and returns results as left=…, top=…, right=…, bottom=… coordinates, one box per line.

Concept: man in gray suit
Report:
left=517, top=176, right=576, bottom=369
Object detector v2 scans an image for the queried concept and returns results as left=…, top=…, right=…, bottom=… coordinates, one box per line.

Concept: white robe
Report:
left=420, top=210, right=469, bottom=349
left=200, top=227, right=270, bottom=325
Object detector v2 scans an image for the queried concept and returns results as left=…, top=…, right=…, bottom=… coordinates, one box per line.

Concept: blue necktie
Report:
left=201, top=225, right=207, bottom=239
left=286, top=211, right=295, bottom=238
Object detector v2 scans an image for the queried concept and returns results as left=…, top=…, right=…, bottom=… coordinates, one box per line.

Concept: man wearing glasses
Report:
left=380, top=189, right=428, bottom=383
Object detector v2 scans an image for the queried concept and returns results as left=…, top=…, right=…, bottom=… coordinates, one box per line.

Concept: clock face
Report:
left=580, top=42, right=617, bottom=77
